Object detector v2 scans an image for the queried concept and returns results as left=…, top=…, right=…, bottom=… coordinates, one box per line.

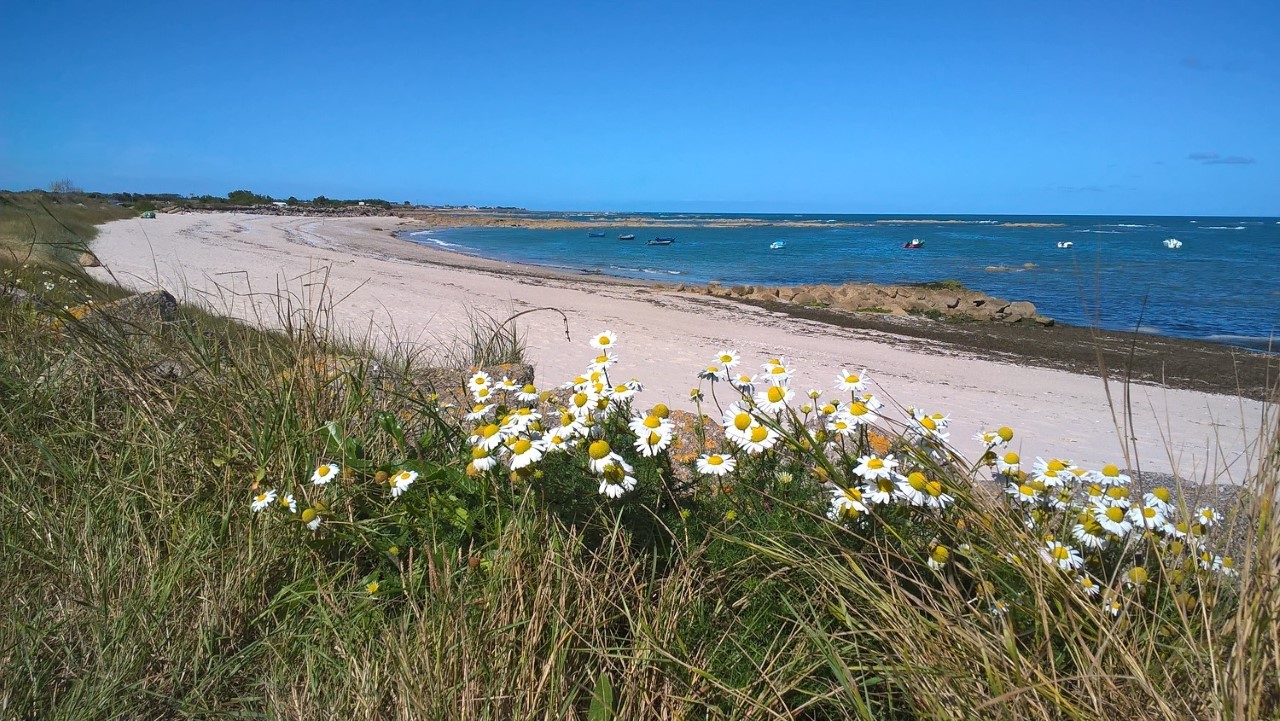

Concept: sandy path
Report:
left=89, top=213, right=1270, bottom=482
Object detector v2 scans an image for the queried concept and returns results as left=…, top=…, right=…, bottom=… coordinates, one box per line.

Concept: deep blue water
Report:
left=404, top=214, right=1280, bottom=349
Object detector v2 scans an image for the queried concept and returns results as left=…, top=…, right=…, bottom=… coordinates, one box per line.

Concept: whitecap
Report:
left=1202, top=226, right=1246, bottom=230
left=1134, top=326, right=1162, bottom=335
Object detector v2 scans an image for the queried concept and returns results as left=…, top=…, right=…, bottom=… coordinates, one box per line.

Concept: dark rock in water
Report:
left=78, top=251, right=101, bottom=268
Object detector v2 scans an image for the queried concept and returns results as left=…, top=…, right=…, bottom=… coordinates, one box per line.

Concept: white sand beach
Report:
left=88, top=212, right=1270, bottom=481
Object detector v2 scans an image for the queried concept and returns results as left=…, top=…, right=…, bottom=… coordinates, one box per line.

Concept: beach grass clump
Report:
left=1, top=273, right=1277, bottom=719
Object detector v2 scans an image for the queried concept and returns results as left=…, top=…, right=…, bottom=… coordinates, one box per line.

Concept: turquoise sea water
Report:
left=405, top=214, right=1280, bottom=349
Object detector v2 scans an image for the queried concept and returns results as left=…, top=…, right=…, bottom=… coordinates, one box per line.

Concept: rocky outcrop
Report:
left=78, top=251, right=101, bottom=267
left=687, top=281, right=1051, bottom=325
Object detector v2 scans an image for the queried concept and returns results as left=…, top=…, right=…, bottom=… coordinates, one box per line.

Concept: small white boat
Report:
left=769, top=240, right=787, bottom=250
left=1056, top=241, right=1074, bottom=249
left=1163, top=238, right=1183, bottom=249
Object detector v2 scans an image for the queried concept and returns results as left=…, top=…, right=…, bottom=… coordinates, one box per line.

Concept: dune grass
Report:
left=1, top=259, right=1277, bottom=720
left=0, top=191, right=134, bottom=266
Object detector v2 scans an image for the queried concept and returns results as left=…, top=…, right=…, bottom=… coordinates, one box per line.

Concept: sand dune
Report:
left=89, top=212, right=1269, bottom=481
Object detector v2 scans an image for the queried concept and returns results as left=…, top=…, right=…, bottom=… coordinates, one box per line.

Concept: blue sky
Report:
left=1, top=0, right=1276, bottom=215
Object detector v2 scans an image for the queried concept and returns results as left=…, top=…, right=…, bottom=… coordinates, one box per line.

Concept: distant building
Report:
left=272, top=201, right=287, bottom=207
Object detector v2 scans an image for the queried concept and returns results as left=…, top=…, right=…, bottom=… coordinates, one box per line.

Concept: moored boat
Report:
left=1056, top=241, right=1074, bottom=248
left=903, top=238, right=924, bottom=249
left=618, top=234, right=636, bottom=240
left=647, top=237, right=675, bottom=246
left=588, top=232, right=606, bottom=238
left=769, top=240, right=787, bottom=250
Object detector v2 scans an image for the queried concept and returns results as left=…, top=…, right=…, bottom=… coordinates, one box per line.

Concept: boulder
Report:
left=76, top=290, right=178, bottom=332
left=1004, top=301, right=1037, bottom=321
left=791, top=291, right=819, bottom=305
left=78, top=251, right=101, bottom=268
left=1034, top=315, right=1055, bottom=327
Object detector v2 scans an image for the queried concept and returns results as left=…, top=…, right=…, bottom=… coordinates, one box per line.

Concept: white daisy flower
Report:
left=834, top=368, right=869, bottom=393
left=390, top=469, right=417, bottom=497
left=1094, top=464, right=1131, bottom=486
left=1006, top=482, right=1039, bottom=505
left=1128, top=504, right=1166, bottom=531
left=722, top=404, right=756, bottom=442
left=469, top=423, right=507, bottom=451
left=714, top=349, right=740, bottom=369
left=633, top=429, right=673, bottom=457
left=472, top=385, right=495, bottom=404
left=753, top=384, right=794, bottom=414
left=587, top=440, right=624, bottom=474
left=494, top=376, right=519, bottom=392
left=1143, top=487, right=1175, bottom=515
left=515, top=384, right=540, bottom=403
left=996, top=451, right=1021, bottom=474
left=1039, top=541, right=1084, bottom=571
left=507, top=438, right=545, bottom=469
left=251, top=489, right=277, bottom=512
left=1094, top=504, right=1133, bottom=536
left=761, top=362, right=792, bottom=385
left=466, top=403, right=495, bottom=421
left=543, top=433, right=573, bottom=453
left=698, top=364, right=727, bottom=382
left=279, top=493, right=297, bottom=513
left=467, top=371, right=492, bottom=394
left=587, top=351, right=617, bottom=372
left=828, top=486, right=868, bottom=520
left=589, top=330, right=618, bottom=350
left=1031, top=458, right=1073, bottom=488
left=695, top=453, right=736, bottom=476
left=857, top=393, right=883, bottom=412
left=974, top=430, right=1002, bottom=448
left=596, top=458, right=637, bottom=498
left=734, top=424, right=780, bottom=455
left=896, top=472, right=931, bottom=507
left=843, top=400, right=879, bottom=427
left=729, top=372, right=756, bottom=394
left=311, top=463, right=338, bottom=485
left=826, top=414, right=857, bottom=437
left=910, top=412, right=948, bottom=442
left=862, top=475, right=899, bottom=505
left=301, top=507, right=322, bottom=531
left=927, top=545, right=950, bottom=571
left=470, top=446, right=499, bottom=471
left=852, top=454, right=897, bottom=481
left=1196, top=507, right=1220, bottom=527
left=1077, top=575, right=1101, bottom=597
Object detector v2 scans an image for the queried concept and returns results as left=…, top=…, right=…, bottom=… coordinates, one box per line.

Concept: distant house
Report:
left=357, top=201, right=366, bottom=206
left=272, top=201, right=287, bottom=207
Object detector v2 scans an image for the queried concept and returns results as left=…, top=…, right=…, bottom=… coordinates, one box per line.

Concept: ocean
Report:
left=404, top=214, right=1280, bottom=350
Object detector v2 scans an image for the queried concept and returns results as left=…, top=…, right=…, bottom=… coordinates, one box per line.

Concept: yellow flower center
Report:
left=849, top=402, right=868, bottom=416
left=474, top=376, right=488, bottom=386
left=481, top=424, right=500, bottom=438
left=1102, top=464, right=1120, bottom=477
left=750, top=426, right=769, bottom=443
left=821, top=404, right=836, bottom=415
left=471, top=447, right=489, bottom=460
left=767, top=386, right=785, bottom=403
left=643, top=415, right=661, bottom=429
left=602, top=462, right=624, bottom=484
left=317, top=464, right=331, bottom=476
left=925, top=480, right=943, bottom=497
left=734, top=413, right=752, bottom=431
left=1047, top=460, right=1066, bottom=473
left=997, top=426, right=1014, bottom=441
left=920, top=416, right=936, bottom=430
left=560, top=412, right=574, bottom=426
left=931, top=546, right=950, bottom=564
left=1127, top=567, right=1149, bottom=585
left=522, top=384, right=537, bottom=395
left=1142, top=507, right=1157, bottom=519
left=597, top=335, right=611, bottom=346
left=877, top=478, right=895, bottom=493
left=1019, top=484, right=1035, bottom=497
left=652, top=403, right=669, bottom=418
left=908, top=472, right=927, bottom=491
left=1003, top=452, right=1020, bottom=465
left=769, top=366, right=785, bottom=375
left=646, top=432, right=662, bottom=446
left=1153, top=487, right=1171, bottom=502
left=868, top=458, right=884, bottom=470
left=1105, top=507, right=1125, bottom=522
left=366, top=582, right=379, bottom=594
left=588, top=440, right=611, bottom=460
left=707, top=455, right=724, bottom=466
left=1106, top=487, right=1129, bottom=500
left=595, top=355, right=608, bottom=364
left=572, top=392, right=588, bottom=408
left=845, top=374, right=859, bottom=384
left=255, top=493, right=268, bottom=503
left=280, top=496, right=291, bottom=507
left=719, top=353, right=733, bottom=363
left=1051, top=546, right=1070, bottom=561
left=476, top=388, right=490, bottom=398
left=513, top=439, right=532, bottom=455
left=301, top=508, right=317, bottom=523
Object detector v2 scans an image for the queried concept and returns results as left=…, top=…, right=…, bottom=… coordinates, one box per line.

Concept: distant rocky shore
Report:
left=679, top=280, right=1053, bottom=326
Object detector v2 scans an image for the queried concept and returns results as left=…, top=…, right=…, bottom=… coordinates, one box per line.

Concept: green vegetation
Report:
left=1, top=215, right=1277, bottom=718
left=0, top=191, right=133, bottom=265
left=917, top=279, right=968, bottom=291
left=856, top=306, right=894, bottom=313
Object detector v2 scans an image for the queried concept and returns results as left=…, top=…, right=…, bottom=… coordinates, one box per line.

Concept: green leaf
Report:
left=588, top=672, right=613, bottom=721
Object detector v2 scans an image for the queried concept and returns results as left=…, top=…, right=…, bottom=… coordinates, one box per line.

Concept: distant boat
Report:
left=588, top=232, right=606, bottom=238
left=903, top=238, right=924, bottom=249
left=1056, top=241, right=1074, bottom=248
left=647, top=237, right=675, bottom=246
left=618, top=234, right=636, bottom=240
left=769, top=240, right=787, bottom=250
left=1163, top=238, right=1183, bottom=249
